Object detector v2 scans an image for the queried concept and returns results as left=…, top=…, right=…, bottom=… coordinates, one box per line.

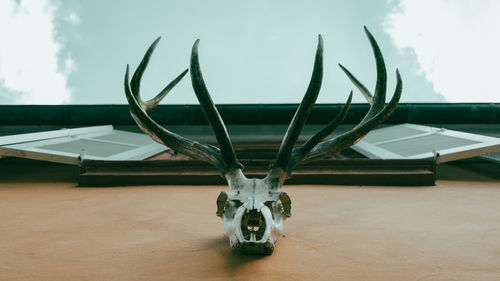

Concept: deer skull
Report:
left=216, top=169, right=291, bottom=254
left=123, top=27, right=402, bottom=255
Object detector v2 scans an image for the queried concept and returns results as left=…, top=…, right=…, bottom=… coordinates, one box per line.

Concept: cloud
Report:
left=67, top=11, right=80, bottom=24
left=0, top=0, right=74, bottom=104
left=384, top=0, right=500, bottom=102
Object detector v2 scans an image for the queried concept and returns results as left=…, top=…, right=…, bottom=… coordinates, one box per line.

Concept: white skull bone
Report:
left=216, top=168, right=291, bottom=255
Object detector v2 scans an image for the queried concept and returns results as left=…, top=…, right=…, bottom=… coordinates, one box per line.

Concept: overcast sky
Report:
left=0, top=0, right=499, bottom=104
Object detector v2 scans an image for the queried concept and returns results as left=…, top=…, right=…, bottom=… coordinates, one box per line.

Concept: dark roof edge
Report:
left=1, top=103, right=499, bottom=125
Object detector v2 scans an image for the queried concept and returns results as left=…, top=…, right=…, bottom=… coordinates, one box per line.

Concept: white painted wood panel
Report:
left=353, top=123, right=500, bottom=163
left=0, top=126, right=166, bottom=165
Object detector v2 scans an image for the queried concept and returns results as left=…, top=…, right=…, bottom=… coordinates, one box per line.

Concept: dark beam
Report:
left=0, top=103, right=499, bottom=126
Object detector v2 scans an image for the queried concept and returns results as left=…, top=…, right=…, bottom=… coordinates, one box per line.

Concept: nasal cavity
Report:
left=241, top=209, right=267, bottom=240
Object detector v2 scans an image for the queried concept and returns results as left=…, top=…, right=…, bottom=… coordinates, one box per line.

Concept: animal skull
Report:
left=216, top=169, right=291, bottom=254
left=123, top=27, right=402, bottom=255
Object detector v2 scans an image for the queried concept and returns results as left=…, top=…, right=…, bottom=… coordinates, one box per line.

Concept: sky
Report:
left=0, top=0, right=498, bottom=105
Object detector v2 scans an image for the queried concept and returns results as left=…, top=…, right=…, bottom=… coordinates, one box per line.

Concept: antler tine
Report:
left=275, top=27, right=401, bottom=172
left=285, top=91, right=353, bottom=170
left=339, top=64, right=372, bottom=105
left=190, top=40, right=243, bottom=171
left=363, top=26, right=387, bottom=119
left=124, top=65, right=228, bottom=170
left=272, top=35, right=324, bottom=172
left=339, top=26, right=387, bottom=122
left=130, top=37, right=188, bottom=111
left=303, top=69, right=402, bottom=162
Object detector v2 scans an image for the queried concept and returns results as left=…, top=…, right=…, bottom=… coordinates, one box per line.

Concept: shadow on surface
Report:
left=201, top=236, right=269, bottom=271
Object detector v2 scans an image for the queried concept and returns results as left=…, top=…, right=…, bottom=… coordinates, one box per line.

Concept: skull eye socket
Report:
left=216, top=191, right=243, bottom=218
left=216, top=191, right=228, bottom=217
left=279, top=192, right=292, bottom=218
left=264, top=201, right=282, bottom=220
left=273, top=201, right=284, bottom=215
left=265, top=195, right=292, bottom=220
left=221, top=200, right=242, bottom=218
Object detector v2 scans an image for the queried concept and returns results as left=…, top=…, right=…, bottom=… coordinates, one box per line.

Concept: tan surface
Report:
left=1, top=160, right=500, bottom=280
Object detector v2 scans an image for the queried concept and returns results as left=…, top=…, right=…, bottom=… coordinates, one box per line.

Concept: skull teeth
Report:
left=247, top=226, right=259, bottom=231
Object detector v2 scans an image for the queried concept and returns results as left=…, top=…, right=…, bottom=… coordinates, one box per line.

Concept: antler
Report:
left=130, top=37, right=188, bottom=111
left=124, top=37, right=242, bottom=172
left=272, top=26, right=402, bottom=174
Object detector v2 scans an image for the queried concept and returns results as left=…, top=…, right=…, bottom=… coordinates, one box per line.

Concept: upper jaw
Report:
left=226, top=205, right=277, bottom=247
left=227, top=206, right=278, bottom=255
